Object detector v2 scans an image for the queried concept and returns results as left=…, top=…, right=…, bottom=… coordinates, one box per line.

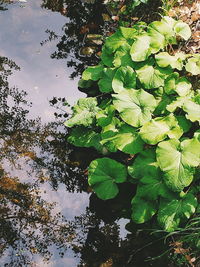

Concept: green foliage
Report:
left=157, top=138, right=200, bottom=191
left=158, top=193, right=197, bottom=232
left=64, top=98, right=99, bottom=127
left=65, top=16, right=200, bottom=232
left=88, top=157, right=127, bottom=200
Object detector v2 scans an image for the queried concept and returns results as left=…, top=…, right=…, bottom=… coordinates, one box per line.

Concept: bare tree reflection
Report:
left=0, top=56, right=84, bottom=266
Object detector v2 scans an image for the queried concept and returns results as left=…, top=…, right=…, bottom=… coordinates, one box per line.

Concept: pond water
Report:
left=0, top=1, right=169, bottom=266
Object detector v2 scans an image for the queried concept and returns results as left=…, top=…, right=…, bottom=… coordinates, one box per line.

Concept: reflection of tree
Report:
left=0, top=56, right=87, bottom=192
left=0, top=56, right=85, bottom=266
left=0, top=0, right=9, bottom=11
left=41, top=0, right=66, bottom=14
left=0, top=170, right=75, bottom=266
left=41, top=0, right=107, bottom=78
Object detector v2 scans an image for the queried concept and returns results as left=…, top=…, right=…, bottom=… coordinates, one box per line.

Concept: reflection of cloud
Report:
left=35, top=251, right=79, bottom=267
left=117, top=218, right=129, bottom=239
left=0, top=0, right=84, bottom=122
left=40, top=183, right=89, bottom=219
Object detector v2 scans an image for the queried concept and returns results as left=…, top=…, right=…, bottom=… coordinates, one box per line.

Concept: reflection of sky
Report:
left=0, top=1, right=87, bottom=266
left=0, top=0, right=84, bottom=122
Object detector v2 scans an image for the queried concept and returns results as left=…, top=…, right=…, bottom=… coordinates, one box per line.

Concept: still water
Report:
left=0, top=1, right=168, bottom=266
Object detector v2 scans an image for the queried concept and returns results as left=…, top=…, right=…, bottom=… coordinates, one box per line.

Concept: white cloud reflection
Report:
left=0, top=0, right=84, bottom=122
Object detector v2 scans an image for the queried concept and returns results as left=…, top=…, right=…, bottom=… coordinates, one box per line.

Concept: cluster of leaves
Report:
left=65, top=16, right=200, bottom=232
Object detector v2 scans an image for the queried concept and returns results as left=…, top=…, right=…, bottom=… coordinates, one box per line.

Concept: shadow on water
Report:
left=0, top=1, right=174, bottom=266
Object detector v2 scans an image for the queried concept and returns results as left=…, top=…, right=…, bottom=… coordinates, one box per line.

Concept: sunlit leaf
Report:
left=158, top=193, right=197, bottom=231
left=113, top=89, right=157, bottom=127
left=65, top=98, right=99, bottom=127
left=112, top=66, right=136, bottom=93
left=156, top=138, right=200, bottom=191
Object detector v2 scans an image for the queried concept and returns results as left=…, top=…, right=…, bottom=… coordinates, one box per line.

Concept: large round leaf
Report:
left=67, top=127, right=102, bottom=152
left=156, top=138, right=200, bottom=191
left=130, top=35, right=151, bottom=62
left=98, top=68, right=116, bottom=93
left=101, top=123, right=144, bottom=154
left=164, top=73, right=192, bottom=96
left=158, top=193, right=197, bottom=231
left=105, top=29, right=130, bottom=53
left=183, top=100, right=200, bottom=123
left=155, top=52, right=185, bottom=70
left=112, top=66, right=136, bottom=93
left=88, top=158, right=127, bottom=200
left=131, top=197, right=157, bottom=223
left=128, top=149, right=160, bottom=180
left=174, top=21, right=191, bottom=40
left=136, top=63, right=172, bottom=89
left=140, top=114, right=183, bottom=145
left=136, top=175, right=174, bottom=201
left=185, top=56, right=200, bottom=75
left=113, top=89, right=157, bottom=127
left=147, top=27, right=165, bottom=54
left=149, top=18, right=175, bottom=42
left=82, top=65, right=104, bottom=81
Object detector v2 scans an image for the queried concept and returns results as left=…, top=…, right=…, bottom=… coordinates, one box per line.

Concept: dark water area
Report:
left=0, top=1, right=169, bottom=266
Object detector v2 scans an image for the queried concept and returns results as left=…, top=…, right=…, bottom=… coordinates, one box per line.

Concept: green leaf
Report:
left=68, top=127, right=102, bottom=151
left=113, top=89, right=157, bottom=127
left=105, top=29, right=130, bottom=53
left=175, top=77, right=192, bottom=96
left=185, top=56, right=200, bottom=75
left=82, top=65, right=104, bottom=81
left=98, top=68, right=116, bottom=93
left=154, top=93, right=173, bottom=116
left=131, top=197, right=157, bottom=223
left=113, top=48, right=134, bottom=68
left=155, top=52, right=185, bottom=70
left=78, top=79, right=94, bottom=88
left=128, top=149, right=160, bottom=180
left=164, top=73, right=192, bottom=96
left=175, top=115, right=192, bottom=133
left=88, top=157, right=127, bottom=200
left=164, top=72, right=179, bottom=95
left=100, top=117, right=122, bottom=152
left=140, top=114, right=183, bottom=145
left=166, top=95, right=187, bottom=112
left=149, top=18, right=175, bottom=43
left=136, top=62, right=172, bottom=89
left=158, top=193, right=197, bottom=231
left=147, top=27, right=165, bottom=54
left=101, top=123, right=144, bottom=154
left=174, top=21, right=191, bottom=40
left=130, top=35, right=151, bottom=62
left=96, top=104, right=115, bottom=127
left=64, top=98, right=99, bottom=127
left=101, top=47, right=114, bottom=67
left=112, top=66, right=136, bottom=93
left=156, top=138, right=200, bottom=191
left=183, top=100, right=200, bottom=123
left=119, top=26, right=137, bottom=40
left=136, top=175, right=173, bottom=201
